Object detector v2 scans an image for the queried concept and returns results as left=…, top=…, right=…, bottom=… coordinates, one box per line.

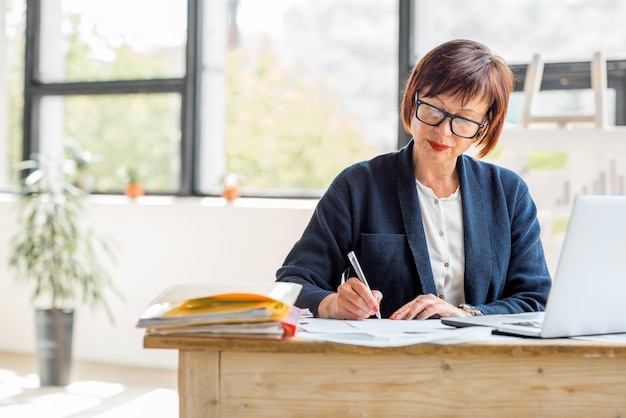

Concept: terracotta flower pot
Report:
left=222, top=186, right=240, bottom=201
left=125, top=183, right=145, bottom=199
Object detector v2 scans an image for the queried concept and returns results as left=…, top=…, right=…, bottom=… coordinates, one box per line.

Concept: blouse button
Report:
left=434, top=199, right=439, bottom=204
left=444, top=262, right=449, bottom=268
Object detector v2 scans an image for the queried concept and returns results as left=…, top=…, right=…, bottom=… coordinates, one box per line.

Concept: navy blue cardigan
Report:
left=276, top=140, right=552, bottom=317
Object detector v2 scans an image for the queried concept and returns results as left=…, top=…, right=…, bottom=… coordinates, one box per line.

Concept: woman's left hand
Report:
left=389, top=294, right=468, bottom=320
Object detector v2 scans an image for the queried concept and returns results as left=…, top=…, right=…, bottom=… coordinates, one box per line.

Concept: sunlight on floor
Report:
left=66, top=380, right=125, bottom=398
left=0, top=357, right=178, bottom=418
left=93, top=389, right=179, bottom=418
left=2, top=391, right=103, bottom=418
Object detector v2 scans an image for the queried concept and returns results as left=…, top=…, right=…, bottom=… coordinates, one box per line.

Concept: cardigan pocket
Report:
left=359, top=233, right=413, bottom=301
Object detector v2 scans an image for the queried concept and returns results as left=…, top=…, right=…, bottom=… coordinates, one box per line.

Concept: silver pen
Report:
left=347, top=251, right=382, bottom=319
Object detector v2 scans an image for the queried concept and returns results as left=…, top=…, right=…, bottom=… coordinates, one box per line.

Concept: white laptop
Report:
left=442, top=195, right=626, bottom=338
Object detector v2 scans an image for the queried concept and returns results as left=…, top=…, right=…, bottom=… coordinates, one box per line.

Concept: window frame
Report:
left=22, top=0, right=202, bottom=195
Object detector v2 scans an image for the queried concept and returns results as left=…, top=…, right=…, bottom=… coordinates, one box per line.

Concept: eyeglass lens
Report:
left=416, top=102, right=481, bottom=138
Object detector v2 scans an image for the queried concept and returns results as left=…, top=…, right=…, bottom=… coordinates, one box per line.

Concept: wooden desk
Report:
left=144, top=334, right=626, bottom=417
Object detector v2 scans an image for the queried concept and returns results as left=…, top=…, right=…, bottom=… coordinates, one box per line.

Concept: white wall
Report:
left=0, top=195, right=316, bottom=369
left=493, top=127, right=626, bottom=276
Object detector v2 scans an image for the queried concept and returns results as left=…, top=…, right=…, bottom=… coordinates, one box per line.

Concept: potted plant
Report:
left=8, top=152, right=118, bottom=386
left=117, top=165, right=145, bottom=199
left=221, top=172, right=244, bottom=201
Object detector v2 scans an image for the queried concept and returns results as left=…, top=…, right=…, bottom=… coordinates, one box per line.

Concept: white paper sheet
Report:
left=297, top=318, right=493, bottom=347
left=299, top=318, right=451, bottom=333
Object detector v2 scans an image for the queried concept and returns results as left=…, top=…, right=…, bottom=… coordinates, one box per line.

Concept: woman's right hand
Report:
left=317, top=277, right=382, bottom=319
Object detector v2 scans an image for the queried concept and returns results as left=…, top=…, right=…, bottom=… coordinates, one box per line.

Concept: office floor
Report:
left=0, top=351, right=178, bottom=418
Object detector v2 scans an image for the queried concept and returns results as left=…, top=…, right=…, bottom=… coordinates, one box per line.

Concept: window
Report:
left=22, top=0, right=191, bottom=195
left=15, top=1, right=623, bottom=197
left=16, top=0, right=399, bottom=197
left=400, top=0, right=626, bottom=135
left=213, top=0, right=399, bottom=196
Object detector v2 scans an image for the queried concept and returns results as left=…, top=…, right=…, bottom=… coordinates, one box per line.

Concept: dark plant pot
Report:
left=35, top=308, right=75, bottom=386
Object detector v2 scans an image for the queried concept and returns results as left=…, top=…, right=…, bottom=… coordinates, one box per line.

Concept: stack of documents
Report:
left=136, top=282, right=302, bottom=339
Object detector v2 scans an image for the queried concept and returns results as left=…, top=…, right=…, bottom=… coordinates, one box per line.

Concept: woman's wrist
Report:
left=317, top=293, right=338, bottom=318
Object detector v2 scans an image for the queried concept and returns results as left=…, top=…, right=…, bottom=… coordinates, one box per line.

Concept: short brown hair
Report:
left=400, top=39, right=514, bottom=158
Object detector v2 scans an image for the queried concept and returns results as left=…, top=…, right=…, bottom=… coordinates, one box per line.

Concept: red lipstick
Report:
left=427, top=140, right=450, bottom=152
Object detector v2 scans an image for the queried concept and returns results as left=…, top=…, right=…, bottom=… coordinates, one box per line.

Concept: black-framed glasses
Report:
left=414, top=94, right=485, bottom=139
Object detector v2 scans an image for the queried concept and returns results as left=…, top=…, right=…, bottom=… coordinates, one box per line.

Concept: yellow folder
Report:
left=136, top=282, right=302, bottom=329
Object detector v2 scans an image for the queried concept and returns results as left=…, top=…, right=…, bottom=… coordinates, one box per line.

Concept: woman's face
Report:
left=410, top=92, right=489, bottom=164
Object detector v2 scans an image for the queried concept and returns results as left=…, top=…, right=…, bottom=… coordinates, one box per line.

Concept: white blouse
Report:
left=415, top=180, right=466, bottom=306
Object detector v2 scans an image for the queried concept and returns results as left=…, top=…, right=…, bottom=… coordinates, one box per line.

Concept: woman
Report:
left=276, top=39, right=551, bottom=320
